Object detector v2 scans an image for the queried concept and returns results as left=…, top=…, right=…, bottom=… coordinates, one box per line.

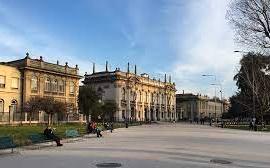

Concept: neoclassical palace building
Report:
left=0, top=53, right=82, bottom=124
left=83, top=62, right=177, bottom=122
left=176, top=93, right=229, bottom=121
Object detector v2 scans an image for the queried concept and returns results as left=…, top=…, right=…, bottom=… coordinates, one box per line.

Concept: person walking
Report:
left=96, top=125, right=103, bottom=138
left=109, top=122, right=114, bottom=133
left=87, top=122, right=93, bottom=133
left=249, top=120, right=253, bottom=131
left=92, top=121, right=97, bottom=134
left=125, top=118, right=129, bottom=128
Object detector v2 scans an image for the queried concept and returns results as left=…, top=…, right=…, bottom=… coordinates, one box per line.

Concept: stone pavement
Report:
left=1, top=123, right=270, bottom=168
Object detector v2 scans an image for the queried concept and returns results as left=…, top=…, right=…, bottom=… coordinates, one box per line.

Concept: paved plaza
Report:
left=1, top=123, right=270, bottom=168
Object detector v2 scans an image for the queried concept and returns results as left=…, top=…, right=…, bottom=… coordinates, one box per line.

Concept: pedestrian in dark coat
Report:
left=44, top=126, right=63, bottom=146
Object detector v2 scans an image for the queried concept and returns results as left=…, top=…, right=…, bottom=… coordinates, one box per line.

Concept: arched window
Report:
left=45, top=78, right=51, bottom=91
left=157, top=93, right=159, bottom=104
left=130, top=91, right=136, bottom=101
left=139, top=91, right=142, bottom=102
left=151, top=93, right=154, bottom=103
left=69, top=81, right=75, bottom=94
left=11, top=100, right=17, bottom=113
left=58, top=80, right=65, bottom=93
left=0, top=99, right=4, bottom=113
left=130, top=91, right=133, bottom=101
left=122, top=88, right=126, bottom=100
left=145, top=92, right=148, bottom=102
left=132, top=91, right=136, bottom=101
left=31, top=75, right=38, bottom=91
left=51, top=79, right=58, bottom=92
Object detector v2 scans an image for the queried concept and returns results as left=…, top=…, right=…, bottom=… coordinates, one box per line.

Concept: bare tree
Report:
left=227, top=0, right=270, bottom=50
left=23, top=97, right=43, bottom=125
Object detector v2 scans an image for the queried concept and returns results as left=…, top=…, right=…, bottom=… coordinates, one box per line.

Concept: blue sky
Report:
left=0, top=0, right=241, bottom=98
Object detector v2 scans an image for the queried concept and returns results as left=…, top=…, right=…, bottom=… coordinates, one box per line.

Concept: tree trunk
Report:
left=48, top=114, right=51, bottom=126
left=261, top=112, right=264, bottom=128
left=29, top=113, right=32, bottom=125
left=86, top=114, right=90, bottom=125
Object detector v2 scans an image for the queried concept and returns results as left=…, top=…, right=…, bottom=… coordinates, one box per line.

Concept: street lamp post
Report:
left=211, top=83, right=223, bottom=117
left=202, top=74, right=217, bottom=123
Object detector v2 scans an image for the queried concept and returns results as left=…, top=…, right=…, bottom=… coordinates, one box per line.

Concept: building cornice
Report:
left=84, top=70, right=176, bottom=91
left=22, top=67, right=82, bottom=79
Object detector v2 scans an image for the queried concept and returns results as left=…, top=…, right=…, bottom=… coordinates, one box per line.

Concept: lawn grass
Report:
left=0, top=123, right=87, bottom=146
left=0, top=122, right=142, bottom=146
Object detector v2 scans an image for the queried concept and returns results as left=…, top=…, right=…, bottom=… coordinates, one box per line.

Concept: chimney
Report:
left=135, top=65, right=137, bottom=75
left=105, top=61, right=108, bottom=72
left=127, top=62, right=130, bottom=73
left=25, top=52, right=30, bottom=59
left=93, top=62, right=95, bottom=74
left=182, top=90, right=184, bottom=94
left=57, top=60, right=59, bottom=65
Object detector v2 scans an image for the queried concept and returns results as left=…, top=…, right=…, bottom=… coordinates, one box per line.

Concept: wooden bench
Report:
left=65, top=129, right=80, bottom=142
left=0, top=136, right=16, bottom=153
left=28, top=133, right=53, bottom=148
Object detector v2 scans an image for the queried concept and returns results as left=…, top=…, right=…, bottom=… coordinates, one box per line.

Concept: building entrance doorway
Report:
left=156, top=109, right=160, bottom=121
left=150, top=108, right=154, bottom=121
left=144, top=108, right=148, bottom=121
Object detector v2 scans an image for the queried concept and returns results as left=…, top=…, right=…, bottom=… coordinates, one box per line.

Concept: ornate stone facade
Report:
left=1, top=53, right=82, bottom=124
left=176, top=93, right=226, bottom=121
left=83, top=64, right=177, bottom=122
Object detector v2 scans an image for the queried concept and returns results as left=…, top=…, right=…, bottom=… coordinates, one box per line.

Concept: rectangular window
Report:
left=0, top=76, right=5, bottom=88
left=11, top=78, right=19, bottom=89
left=69, top=82, right=75, bottom=95
left=0, top=100, right=3, bottom=113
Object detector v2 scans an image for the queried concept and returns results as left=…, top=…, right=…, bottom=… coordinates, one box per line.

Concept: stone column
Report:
left=165, top=93, right=168, bottom=121
left=135, top=91, right=139, bottom=121
left=127, top=87, right=131, bottom=121
left=147, top=92, right=151, bottom=121
left=159, top=94, right=162, bottom=121
left=115, top=84, right=122, bottom=121
left=142, top=96, right=145, bottom=121
left=191, top=101, right=195, bottom=121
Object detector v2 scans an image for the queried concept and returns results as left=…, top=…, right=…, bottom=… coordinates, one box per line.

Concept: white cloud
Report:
left=0, top=1, right=241, bottom=98
left=0, top=2, right=90, bottom=77
left=168, top=0, right=240, bottom=98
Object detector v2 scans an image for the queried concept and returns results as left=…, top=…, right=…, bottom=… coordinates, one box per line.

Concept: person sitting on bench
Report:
left=44, top=126, right=63, bottom=146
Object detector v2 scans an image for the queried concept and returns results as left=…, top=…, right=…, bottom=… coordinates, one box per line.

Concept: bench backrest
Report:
left=29, top=134, right=49, bottom=143
left=65, top=129, right=79, bottom=138
left=0, top=136, right=15, bottom=149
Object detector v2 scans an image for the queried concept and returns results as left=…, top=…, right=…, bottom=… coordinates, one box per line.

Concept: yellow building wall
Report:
left=0, top=65, right=21, bottom=122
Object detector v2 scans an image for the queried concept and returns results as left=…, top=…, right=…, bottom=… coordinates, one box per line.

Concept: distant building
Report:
left=0, top=53, right=82, bottom=124
left=176, top=93, right=227, bottom=121
left=0, top=64, right=21, bottom=124
left=83, top=62, right=177, bottom=122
